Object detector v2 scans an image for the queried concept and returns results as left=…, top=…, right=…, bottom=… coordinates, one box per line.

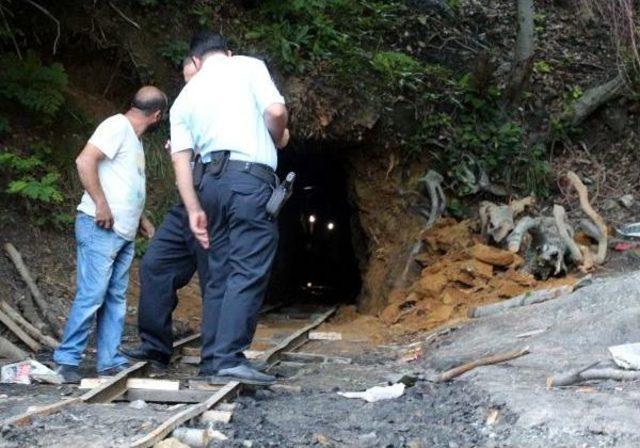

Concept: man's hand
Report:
left=276, top=128, right=290, bottom=149
left=95, top=200, right=114, bottom=230
left=139, top=215, right=155, bottom=239
left=189, top=208, right=209, bottom=249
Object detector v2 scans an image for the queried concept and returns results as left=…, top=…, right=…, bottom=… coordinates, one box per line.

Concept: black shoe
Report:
left=119, top=344, right=169, bottom=369
left=55, top=364, right=82, bottom=384
left=97, top=362, right=131, bottom=377
left=244, top=359, right=269, bottom=372
left=207, top=364, right=276, bottom=386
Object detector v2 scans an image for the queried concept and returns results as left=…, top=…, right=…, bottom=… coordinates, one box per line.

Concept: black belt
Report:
left=203, top=151, right=277, bottom=186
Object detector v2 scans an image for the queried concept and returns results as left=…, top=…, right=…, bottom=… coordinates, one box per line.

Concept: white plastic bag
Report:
left=337, top=383, right=405, bottom=403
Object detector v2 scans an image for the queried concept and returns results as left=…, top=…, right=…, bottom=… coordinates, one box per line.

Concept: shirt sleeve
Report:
left=250, top=59, right=285, bottom=114
left=170, top=93, right=194, bottom=154
left=88, top=116, right=126, bottom=160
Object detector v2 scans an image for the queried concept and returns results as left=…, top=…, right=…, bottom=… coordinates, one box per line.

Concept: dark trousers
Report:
left=138, top=203, right=209, bottom=364
left=199, top=168, right=278, bottom=371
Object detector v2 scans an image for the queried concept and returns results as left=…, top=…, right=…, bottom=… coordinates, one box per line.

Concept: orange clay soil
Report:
left=378, top=218, right=577, bottom=334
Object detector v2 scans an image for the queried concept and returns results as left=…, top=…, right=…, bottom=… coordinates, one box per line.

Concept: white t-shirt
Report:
left=77, top=114, right=146, bottom=241
left=170, top=55, right=285, bottom=170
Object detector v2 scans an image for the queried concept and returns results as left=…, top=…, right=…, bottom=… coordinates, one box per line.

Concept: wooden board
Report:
left=81, top=361, right=148, bottom=404
left=118, top=388, right=219, bottom=404
left=308, top=331, right=342, bottom=341
left=0, top=308, right=41, bottom=352
left=79, top=378, right=179, bottom=391
left=259, top=307, right=337, bottom=364
left=129, top=381, right=241, bottom=448
left=1, top=397, right=82, bottom=426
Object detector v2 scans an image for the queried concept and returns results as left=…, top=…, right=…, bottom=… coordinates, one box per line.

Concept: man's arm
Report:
left=172, top=149, right=209, bottom=249
left=264, top=104, right=289, bottom=148
left=76, top=143, right=113, bottom=229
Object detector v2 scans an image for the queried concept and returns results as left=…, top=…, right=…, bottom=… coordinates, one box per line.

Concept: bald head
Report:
left=131, top=86, right=168, bottom=117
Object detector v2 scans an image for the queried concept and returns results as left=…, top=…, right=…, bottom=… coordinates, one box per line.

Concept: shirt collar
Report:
left=201, top=54, right=229, bottom=70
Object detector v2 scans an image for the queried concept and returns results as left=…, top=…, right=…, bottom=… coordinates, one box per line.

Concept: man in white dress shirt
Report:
left=157, top=31, right=288, bottom=385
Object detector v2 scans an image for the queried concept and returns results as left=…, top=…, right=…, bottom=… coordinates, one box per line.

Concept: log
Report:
left=4, top=243, right=61, bottom=337
left=432, top=347, right=530, bottom=382
left=566, top=171, right=607, bottom=264
left=0, top=336, right=28, bottom=361
left=562, top=75, right=625, bottom=128
left=553, top=205, right=582, bottom=263
left=16, top=290, right=48, bottom=335
left=468, top=285, right=574, bottom=318
left=480, top=201, right=514, bottom=243
left=547, top=367, right=640, bottom=387
left=0, top=309, right=41, bottom=352
left=0, top=301, right=58, bottom=349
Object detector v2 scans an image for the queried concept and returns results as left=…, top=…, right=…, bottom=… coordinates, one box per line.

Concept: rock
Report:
left=619, top=194, right=635, bottom=209
left=242, top=441, right=254, bottom=448
left=602, top=198, right=619, bottom=211
left=153, top=438, right=190, bottom=448
left=312, top=433, right=332, bottom=446
left=471, top=244, right=516, bottom=267
left=129, top=399, right=147, bottom=409
left=357, top=432, right=378, bottom=447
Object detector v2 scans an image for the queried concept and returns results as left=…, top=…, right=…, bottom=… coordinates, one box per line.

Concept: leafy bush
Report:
left=159, top=40, right=190, bottom=65
left=242, top=0, right=403, bottom=74
left=0, top=52, right=68, bottom=117
left=371, top=51, right=423, bottom=89
left=444, top=73, right=551, bottom=196
left=0, top=149, right=65, bottom=206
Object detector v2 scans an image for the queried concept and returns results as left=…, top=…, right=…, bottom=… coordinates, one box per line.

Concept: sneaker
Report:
left=55, top=364, right=82, bottom=384
left=207, top=364, right=276, bottom=386
left=119, top=344, right=169, bottom=369
left=244, top=359, right=269, bottom=372
left=97, top=362, right=131, bottom=377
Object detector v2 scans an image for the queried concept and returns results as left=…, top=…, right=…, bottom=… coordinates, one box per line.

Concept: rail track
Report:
left=0, top=305, right=338, bottom=447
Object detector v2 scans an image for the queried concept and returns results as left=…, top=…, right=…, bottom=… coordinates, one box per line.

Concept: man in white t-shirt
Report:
left=53, top=86, right=167, bottom=383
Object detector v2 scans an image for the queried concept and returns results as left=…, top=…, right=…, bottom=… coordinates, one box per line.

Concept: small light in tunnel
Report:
left=327, top=222, right=335, bottom=231
left=307, top=282, right=313, bottom=287
left=308, top=214, right=316, bottom=223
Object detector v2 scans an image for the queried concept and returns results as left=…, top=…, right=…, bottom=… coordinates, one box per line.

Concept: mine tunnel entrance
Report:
left=267, top=143, right=364, bottom=306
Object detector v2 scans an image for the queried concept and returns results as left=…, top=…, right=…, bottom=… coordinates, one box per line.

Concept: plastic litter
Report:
left=337, top=382, right=405, bottom=402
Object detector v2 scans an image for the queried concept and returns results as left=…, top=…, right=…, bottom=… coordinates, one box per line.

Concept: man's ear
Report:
left=192, top=56, right=202, bottom=69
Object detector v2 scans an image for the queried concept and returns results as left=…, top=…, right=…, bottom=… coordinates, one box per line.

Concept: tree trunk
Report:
left=506, top=0, right=535, bottom=105
left=562, top=75, right=625, bottom=127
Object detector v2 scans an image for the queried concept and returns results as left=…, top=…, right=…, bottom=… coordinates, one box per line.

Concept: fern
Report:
left=0, top=52, right=68, bottom=116
left=7, top=172, right=64, bottom=203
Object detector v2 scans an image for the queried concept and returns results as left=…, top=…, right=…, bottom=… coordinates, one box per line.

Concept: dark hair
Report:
left=189, top=30, right=228, bottom=58
left=131, top=90, right=168, bottom=116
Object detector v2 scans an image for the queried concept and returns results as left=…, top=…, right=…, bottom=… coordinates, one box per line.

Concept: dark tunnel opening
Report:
left=267, top=144, right=364, bottom=306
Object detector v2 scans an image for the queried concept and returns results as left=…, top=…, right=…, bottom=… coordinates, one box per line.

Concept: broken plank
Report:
left=80, top=378, right=179, bottom=391
left=1, top=397, right=82, bottom=426
left=0, top=308, right=41, bottom=352
left=259, top=307, right=337, bottom=365
left=129, top=381, right=240, bottom=448
left=181, top=347, right=263, bottom=359
left=280, top=351, right=352, bottom=364
left=200, top=409, right=233, bottom=423
left=81, top=361, right=148, bottom=404
left=118, top=388, right=218, bottom=404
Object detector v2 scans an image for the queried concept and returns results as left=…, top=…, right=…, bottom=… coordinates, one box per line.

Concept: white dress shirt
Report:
left=170, top=54, right=285, bottom=170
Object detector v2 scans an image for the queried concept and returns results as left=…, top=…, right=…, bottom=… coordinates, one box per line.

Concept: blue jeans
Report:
left=53, top=212, right=134, bottom=372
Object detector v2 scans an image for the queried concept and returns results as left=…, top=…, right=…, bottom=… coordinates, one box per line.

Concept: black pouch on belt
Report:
left=205, top=151, right=230, bottom=177
left=192, top=154, right=205, bottom=190
left=266, top=172, right=296, bottom=220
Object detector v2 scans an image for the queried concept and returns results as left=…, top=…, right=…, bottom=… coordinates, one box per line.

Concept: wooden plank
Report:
left=173, top=333, right=201, bottom=349
left=118, top=388, right=218, bottom=404
left=129, top=381, right=241, bottom=448
left=259, top=307, right=337, bottom=364
left=81, top=361, right=148, bottom=404
left=1, top=397, right=82, bottom=426
left=0, top=308, right=41, bottom=352
left=308, top=331, right=342, bottom=341
left=280, top=352, right=352, bottom=364
left=80, top=378, right=179, bottom=391
left=181, top=347, right=264, bottom=359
